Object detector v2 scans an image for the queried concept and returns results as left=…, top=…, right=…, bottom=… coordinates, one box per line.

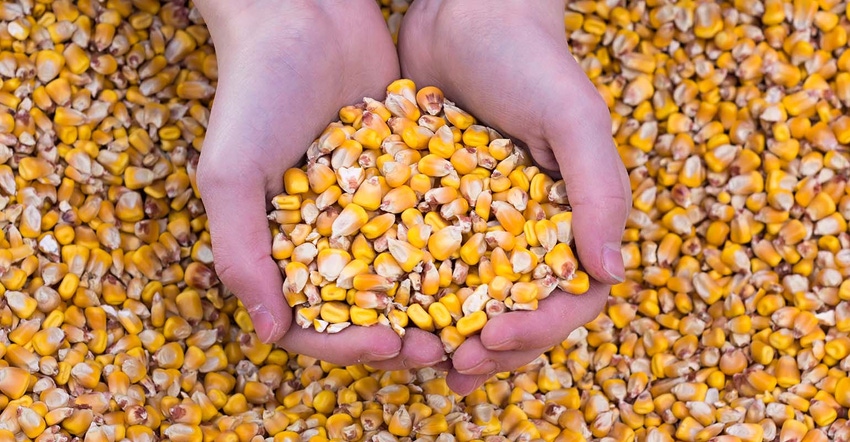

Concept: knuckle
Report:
left=196, top=158, right=236, bottom=195
left=208, top=254, right=239, bottom=294
left=585, top=92, right=613, bottom=124
left=197, top=149, right=267, bottom=196
left=558, top=82, right=612, bottom=129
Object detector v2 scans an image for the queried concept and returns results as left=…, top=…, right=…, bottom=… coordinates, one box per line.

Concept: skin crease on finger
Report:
left=193, top=0, right=449, bottom=369
left=398, top=0, right=629, bottom=392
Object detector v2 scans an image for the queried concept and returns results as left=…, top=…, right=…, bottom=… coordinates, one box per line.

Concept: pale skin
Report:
left=195, top=0, right=630, bottom=394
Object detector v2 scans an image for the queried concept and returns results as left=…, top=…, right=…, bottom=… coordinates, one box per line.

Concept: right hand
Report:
left=398, top=0, right=630, bottom=393
left=195, top=0, right=445, bottom=368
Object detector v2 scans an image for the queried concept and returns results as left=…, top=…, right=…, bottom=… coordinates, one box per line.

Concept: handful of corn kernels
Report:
left=268, top=80, right=588, bottom=352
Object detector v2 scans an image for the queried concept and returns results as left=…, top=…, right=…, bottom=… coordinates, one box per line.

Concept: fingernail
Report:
left=415, top=354, right=448, bottom=367
left=363, top=345, right=402, bottom=362
left=488, top=338, right=518, bottom=351
left=399, top=353, right=444, bottom=369
left=427, top=353, right=449, bottom=365
left=602, top=243, right=625, bottom=283
left=363, top=349, right=401, bottom=363
left=457, top=359, right=496, bottom=375
left=249, top=306, right=280, bottom=343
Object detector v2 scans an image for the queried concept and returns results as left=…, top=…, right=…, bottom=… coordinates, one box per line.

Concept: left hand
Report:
left=195, top=0, right=445, bottom=369
left=398, top=0, right=631, bottom=394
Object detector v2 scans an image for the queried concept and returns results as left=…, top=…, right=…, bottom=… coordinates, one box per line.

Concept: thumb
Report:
left=197, top=164, right=290, bottom=343
left=540, top=90, right=630, bottom=285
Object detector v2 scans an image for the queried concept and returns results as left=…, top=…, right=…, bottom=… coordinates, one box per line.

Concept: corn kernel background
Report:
left=0, top=0, right=849, bottom=441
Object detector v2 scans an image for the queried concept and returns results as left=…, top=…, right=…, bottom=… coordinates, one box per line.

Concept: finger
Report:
left=446, top=369, right=491, bottom=396
left=544, top=86, right=631, bottom=285
left=367, top=328, right=447, bottom=371
left=197, top=162, right=290, bottom=344
left=479, top=284, right=609, bottom=351
left=445, top=345, right=551, bottom=395
left=451, top=336, right=552, bottom=376
left=279, top=325, right=402, bottom=366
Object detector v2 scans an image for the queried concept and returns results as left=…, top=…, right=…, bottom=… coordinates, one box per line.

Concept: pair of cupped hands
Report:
left=195, top=0, right=630, bottom=394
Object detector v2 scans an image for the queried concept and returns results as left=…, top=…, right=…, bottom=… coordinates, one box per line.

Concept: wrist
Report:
left=195, top=0, right=315, bottom=42
left=197, top=0, right=381, bottom=45
left=427, top=0, right=564, bottom=13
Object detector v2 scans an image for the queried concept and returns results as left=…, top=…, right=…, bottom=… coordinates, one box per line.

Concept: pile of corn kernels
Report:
left=1, top=0, right=850, bottom=440
left=269, top=80, right=590, bottom=349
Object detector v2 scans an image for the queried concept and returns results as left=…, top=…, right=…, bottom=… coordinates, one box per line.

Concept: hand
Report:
left=195, top=0, right=444, bottom=368
left=399, top=0, right=630, bottom=393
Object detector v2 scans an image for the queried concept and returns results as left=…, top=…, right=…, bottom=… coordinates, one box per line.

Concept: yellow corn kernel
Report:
left=407, top=304, right=435, bottom=332
left=456, top=311, right=487, bottom=337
